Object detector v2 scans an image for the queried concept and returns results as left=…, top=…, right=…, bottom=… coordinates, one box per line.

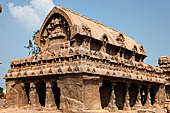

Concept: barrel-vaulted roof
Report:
left=37, top=6, right=147, bottom=56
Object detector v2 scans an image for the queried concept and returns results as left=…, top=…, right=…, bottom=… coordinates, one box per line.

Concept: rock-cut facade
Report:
left=4, top=6, right=170, bottom=113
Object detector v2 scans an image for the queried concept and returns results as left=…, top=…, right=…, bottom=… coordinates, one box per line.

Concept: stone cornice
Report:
left=5, top=47, right=166, bottom=84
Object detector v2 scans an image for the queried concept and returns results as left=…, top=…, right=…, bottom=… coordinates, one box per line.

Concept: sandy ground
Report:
left=0, top=106, right=167, bottom=113
left=0, top=108, right=62, bottom=113
left=0, top=108, right=163, bottom=113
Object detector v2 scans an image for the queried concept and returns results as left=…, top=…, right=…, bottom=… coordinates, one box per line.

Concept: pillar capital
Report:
left=110, top=82, right=116, bottom=86
left=137, top=85, right=142, bottom=88
left=146, top=85, right=151, bottom=89
left=126, top=83, right=131, bottom=88
left=30, top=82, right=36, bottom=88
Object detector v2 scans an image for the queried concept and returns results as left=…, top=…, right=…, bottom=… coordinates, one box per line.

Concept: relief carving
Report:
left=139, top=45, right=145, bottom=54
left=48, top=17, right=66, bottom=39
left=132, top=45, right=137, bottom=55
left=5, top=6, right=168, bottom=113
left=100, top=34, right=108, bottom=52
left=116, top=33, right=125, bottom=47
left=81, top=24, right=91, bottom=36
left=41, top=15, right=70, bottom=48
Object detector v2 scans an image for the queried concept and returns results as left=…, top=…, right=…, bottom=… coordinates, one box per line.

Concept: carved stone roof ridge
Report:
left=59, top=6, right=118, bottom=32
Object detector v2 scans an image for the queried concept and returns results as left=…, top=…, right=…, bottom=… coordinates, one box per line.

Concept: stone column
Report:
left=107, top=82, right=118, bottom=111
left=45, top=82, right=57, bottom=109
left=154, top=88, right=159, bottom=107
left=29, top=82, right=40, bottom=107
left=134, top=85, right=142, bottom=108
left=124, top=84, right=131, bottom=110
left=145, top=86, right=151, bottom=107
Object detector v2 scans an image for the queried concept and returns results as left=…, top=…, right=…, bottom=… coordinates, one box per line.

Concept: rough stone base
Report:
left=0, top=108, right=168, bottom=113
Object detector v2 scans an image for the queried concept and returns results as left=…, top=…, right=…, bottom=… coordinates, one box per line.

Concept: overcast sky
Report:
left=0, top=0, right=170, bottom=89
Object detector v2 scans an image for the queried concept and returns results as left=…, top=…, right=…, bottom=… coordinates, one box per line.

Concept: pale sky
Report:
left=0, top=0, right=170, bottom=89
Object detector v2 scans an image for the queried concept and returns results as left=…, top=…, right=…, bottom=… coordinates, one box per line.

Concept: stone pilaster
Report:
left=17, top=83, right=28, bottom=107
left=45, top=82, right=57, bottom=109
left=124, top=84, right=131, bottom=110
left=29, top=82, right=40, bottom=107
left=134, top=85, right=142, bottom=108
left=6, top=80, right=17, bottom=108
left=107, top=82, right=118, bottom=111
left=58, top=75, right=84, bottom=112
left=83, top=76, right=102, bottom=110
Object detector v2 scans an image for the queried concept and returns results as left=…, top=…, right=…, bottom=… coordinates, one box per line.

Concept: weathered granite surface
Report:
left=4, top=6, right=170, bottom=113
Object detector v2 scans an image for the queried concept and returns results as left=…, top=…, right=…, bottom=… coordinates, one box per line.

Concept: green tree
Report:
left=0, top=87, right=3, bottom=94
left=25, top=30, right=40, bottom=56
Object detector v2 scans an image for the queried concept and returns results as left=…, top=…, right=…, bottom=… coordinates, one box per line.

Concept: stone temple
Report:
left=4, top=6, right=170, bottom=113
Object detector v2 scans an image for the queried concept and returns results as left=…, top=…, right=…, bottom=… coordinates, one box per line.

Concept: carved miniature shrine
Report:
left=4, top=6, right=170, bottom=113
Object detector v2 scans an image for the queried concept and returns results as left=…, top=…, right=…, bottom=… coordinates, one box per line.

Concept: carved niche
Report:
left=116, top=33, right=125, bottom=47
left=132, top=45, right=137, bottom=54
left=139, top=45, right=145, bottom=54
left=100, top=34, right=108, bottom=52
left=81, top=24, right=91, bottom=37
left=40, top=14, right=70, bottom=48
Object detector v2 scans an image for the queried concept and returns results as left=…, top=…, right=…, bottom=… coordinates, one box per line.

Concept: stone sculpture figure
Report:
left=49, top=17, right=66, bottom=39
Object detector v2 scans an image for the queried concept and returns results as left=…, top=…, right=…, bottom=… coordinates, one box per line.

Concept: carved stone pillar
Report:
left=45, top=82, right=57, bottom=109
left=145, top=86, right=151, bottom=107
left=124, top=84, right=131, bottom=110
left=107, top=82, right=118, bottom=111
left=29, top=82, right=40, bottom=107
left=134, top=85, right=142, bottom=108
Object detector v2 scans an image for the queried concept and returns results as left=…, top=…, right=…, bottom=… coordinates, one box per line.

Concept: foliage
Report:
left=25, top=30, right=40, bottom=56
left=0, top=87, right=3, bottom=94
